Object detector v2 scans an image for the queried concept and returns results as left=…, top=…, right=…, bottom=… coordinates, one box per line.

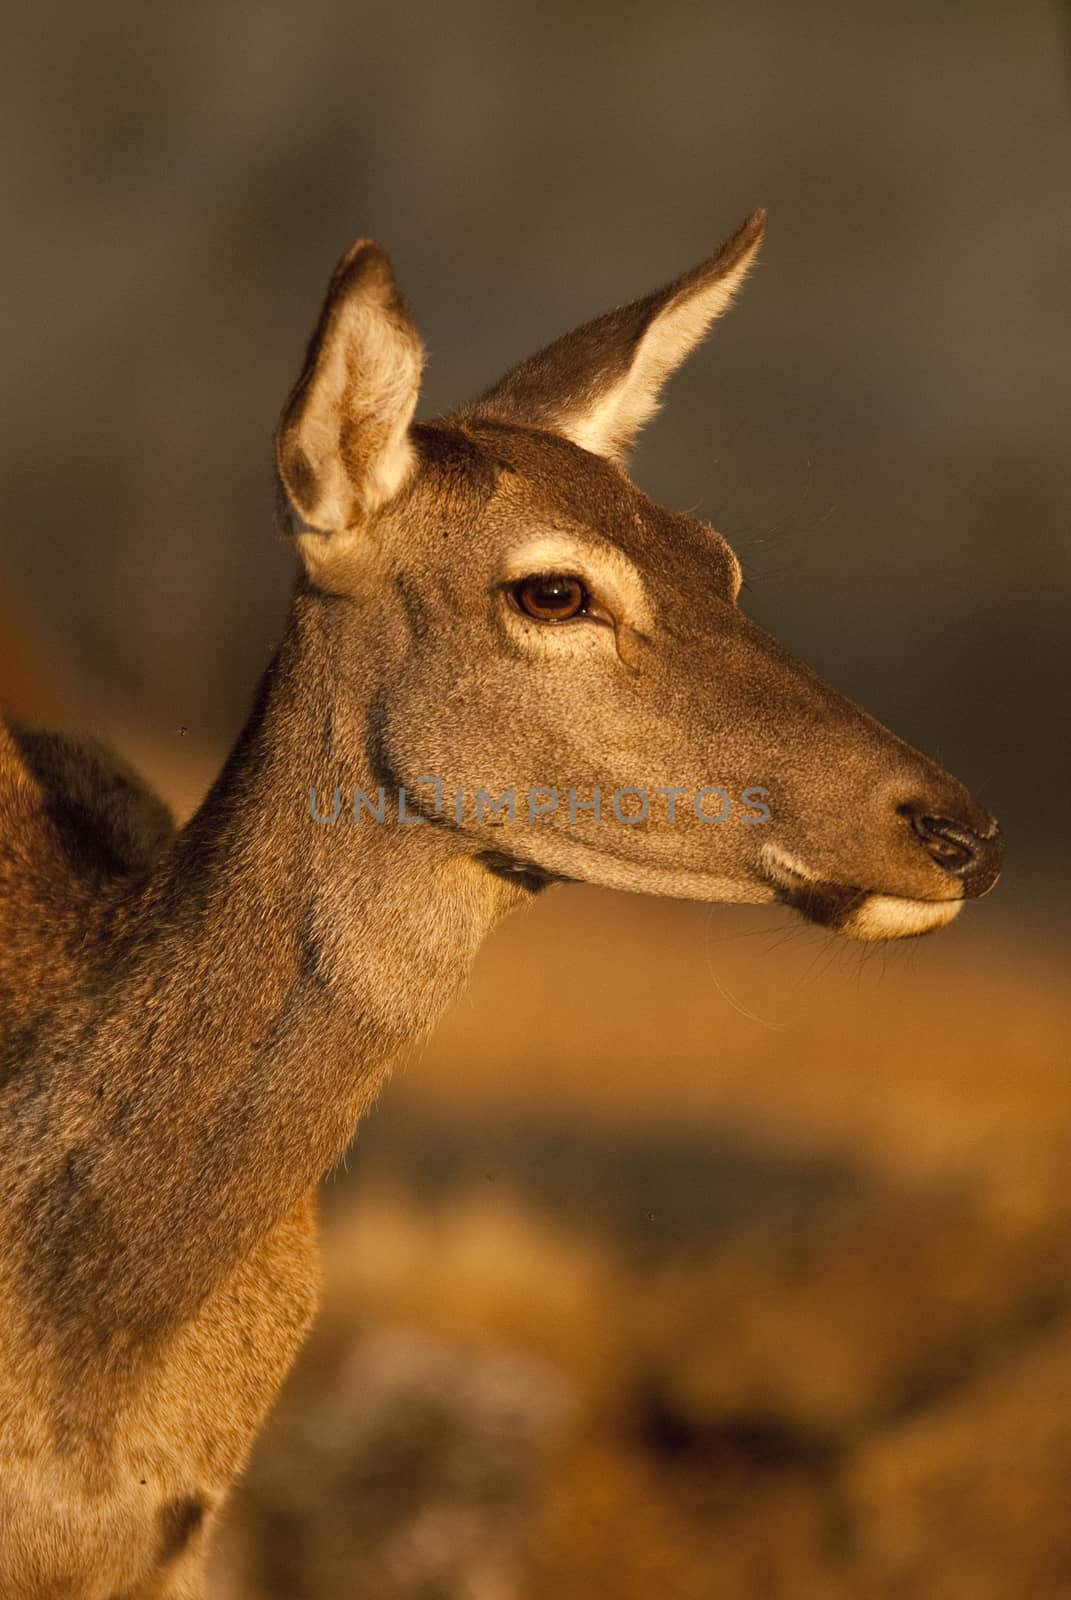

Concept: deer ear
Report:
left=275, top=241, right=425, bottom=536
left=466, top=210, right=766, bottom=466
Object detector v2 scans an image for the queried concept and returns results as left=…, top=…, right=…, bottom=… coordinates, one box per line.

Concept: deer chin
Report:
left=839, top=893, right=963, bottom=942
left=760, top=845, right=964, bottom=942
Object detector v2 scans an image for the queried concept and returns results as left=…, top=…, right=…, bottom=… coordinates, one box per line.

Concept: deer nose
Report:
left=903, top=808, right=1004, bottom=899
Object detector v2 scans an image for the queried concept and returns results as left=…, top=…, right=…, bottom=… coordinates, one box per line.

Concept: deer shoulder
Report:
left=0, top=721, right=173, bottom=1041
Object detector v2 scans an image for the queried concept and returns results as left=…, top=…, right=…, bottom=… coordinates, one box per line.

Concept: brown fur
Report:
left=0, top=213, right=1001, bottom=1596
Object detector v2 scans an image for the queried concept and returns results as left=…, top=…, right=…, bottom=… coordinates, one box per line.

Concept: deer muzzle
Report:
left=901, top=807, right=1004, bottom=900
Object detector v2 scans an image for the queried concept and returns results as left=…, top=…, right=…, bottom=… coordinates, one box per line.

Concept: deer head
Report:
left=275, top=214, right=1002, bottom=941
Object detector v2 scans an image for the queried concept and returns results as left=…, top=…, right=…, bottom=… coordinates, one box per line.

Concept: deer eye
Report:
left=512, top=574, right=589, bottom=622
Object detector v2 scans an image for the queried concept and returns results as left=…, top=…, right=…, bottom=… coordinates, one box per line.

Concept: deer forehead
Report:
left=451, top=435, right=742, bottom=607
left=394, top=461, right=744, bottom=634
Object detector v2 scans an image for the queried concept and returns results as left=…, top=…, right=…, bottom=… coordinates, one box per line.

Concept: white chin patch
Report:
left=843, top=893, right=964, bottom=942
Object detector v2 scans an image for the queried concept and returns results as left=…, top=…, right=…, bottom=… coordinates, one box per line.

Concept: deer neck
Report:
left=26, top=586, right=527, bottom=1370
left=168, top=587, right=519, bottom=1050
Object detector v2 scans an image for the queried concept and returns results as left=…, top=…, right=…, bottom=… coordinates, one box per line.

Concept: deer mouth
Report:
left=760, top=846, right=964, bottom=942
left=475, top=848, right=561, bottom=894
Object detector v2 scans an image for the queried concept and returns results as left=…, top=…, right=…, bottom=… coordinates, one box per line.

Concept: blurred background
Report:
left=3, top=2, right=1070, bottom=1595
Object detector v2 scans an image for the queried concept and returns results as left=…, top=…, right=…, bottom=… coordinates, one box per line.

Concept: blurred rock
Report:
left=213, top=1326, right=572, bottom=1600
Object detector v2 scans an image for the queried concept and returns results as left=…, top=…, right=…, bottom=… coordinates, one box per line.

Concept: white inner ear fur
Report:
left=500, top=534, right=654, bottom=633
left=287, top=291, right=423, bottom=533
left=344, top=297, right=424, bottom=512
left=564, top=246, right=761, bottom=463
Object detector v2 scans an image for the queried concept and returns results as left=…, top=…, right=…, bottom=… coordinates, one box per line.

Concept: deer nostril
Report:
left=913, top=815, right=978, bottom=871
left=900, top=808, right=1004, bottom=898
